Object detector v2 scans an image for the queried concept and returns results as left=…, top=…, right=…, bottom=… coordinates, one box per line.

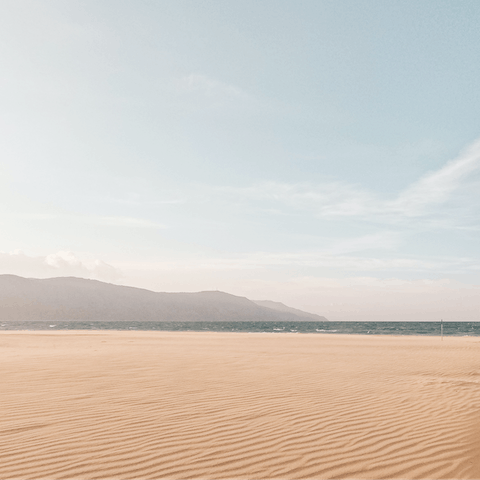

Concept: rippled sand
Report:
left=1, top=331, right=480, bottom=479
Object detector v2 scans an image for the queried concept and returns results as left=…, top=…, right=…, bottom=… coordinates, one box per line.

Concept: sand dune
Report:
left=1, top=332, right=480, bottom=479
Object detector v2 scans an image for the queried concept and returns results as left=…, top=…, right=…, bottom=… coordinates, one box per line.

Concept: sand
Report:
left=1, top=331, right=479, bottom=480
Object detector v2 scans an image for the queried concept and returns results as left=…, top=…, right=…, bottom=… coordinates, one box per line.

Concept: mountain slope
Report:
left=252, top=300, right=327, bottom=321
left=0, top=275, right=328, bottom=322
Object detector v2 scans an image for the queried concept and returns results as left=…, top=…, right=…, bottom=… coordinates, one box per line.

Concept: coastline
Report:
left=3, top=320, right=480, bottom=337
left=2, top=331, right=480, bottom=479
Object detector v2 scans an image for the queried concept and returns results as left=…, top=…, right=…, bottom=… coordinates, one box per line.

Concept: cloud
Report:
left=0, top=250, right=121, bottom=282
left=95, top=216, right=166, bottom=228
left=45, top=250, right=85, bottom=269
left=288, top=276, right=453, bottom=289
left=218, top=181, right=377, bottom=217
left=10, top=213, right=167, bottom=229
left=217, top=137, right=480, bottom=227
left=390, top=139, right=480, bottom=216
left=323, top=232, right=401, bottom=254
left=178, top=74, right=247, bottom=99
left=175, top=73, right=253, bottom=111
left=118, top=247, right=478, bottom=275
left=230, top=252, right=457, bottom=272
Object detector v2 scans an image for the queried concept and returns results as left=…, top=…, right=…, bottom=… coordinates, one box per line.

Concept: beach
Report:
left=1, top=331, right=479, bottom=479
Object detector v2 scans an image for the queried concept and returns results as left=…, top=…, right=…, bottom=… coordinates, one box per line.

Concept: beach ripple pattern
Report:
left=1, top=332, right=480, bottom=479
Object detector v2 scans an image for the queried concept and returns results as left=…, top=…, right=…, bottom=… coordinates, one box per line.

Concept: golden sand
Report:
left=1, top=331, right=479, bottom=479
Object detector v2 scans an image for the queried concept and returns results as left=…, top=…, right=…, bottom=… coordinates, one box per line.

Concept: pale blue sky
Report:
left=2, top=0, right=480, bottom=319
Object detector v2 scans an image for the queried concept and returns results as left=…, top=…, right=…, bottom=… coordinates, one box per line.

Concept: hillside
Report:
left=0, top=275, right=328, bottom=322
left=252, top=300, right=327, bottom=321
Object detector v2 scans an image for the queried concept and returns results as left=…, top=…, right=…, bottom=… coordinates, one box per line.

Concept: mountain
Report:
left=0, top=275, right=327, bottom=322
left=252, top=300, right=327, bottom=321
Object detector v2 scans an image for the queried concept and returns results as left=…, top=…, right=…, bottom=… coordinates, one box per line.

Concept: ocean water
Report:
left=1, top=321, right=480, bottom=336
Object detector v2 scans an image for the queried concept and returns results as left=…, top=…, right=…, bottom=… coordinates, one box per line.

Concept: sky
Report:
left=1, top=0, right=480, bottom=320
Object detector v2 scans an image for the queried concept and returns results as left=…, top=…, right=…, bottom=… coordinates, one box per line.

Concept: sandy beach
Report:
left=1, top=331, right=479, bottom=479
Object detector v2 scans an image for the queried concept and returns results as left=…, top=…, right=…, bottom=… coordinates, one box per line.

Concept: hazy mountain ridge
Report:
left=0, top=275, right=327, bottom=322
left=252, top=300, right=326, bottom=321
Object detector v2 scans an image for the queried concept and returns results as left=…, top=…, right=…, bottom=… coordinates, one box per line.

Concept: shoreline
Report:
left=1, top=329, right=480, bottom=339
left=3, top=320, right=480, bottom=338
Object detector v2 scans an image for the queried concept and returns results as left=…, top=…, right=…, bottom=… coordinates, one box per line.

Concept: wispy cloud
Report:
left=178, top=73, right=248, bottom=99
left=325, top=232, right=400, bottom=254
left=175, top=73, right=253, bottom=111
left=217, top=138, right=480, bottom=227
left=9, top=213, right=167, bottom=229
left=124, top=249, right=478, bottom=275
left=106, top=197, right=186, bottom=207
left=94, top=216, right=166, bottom=229
left=218, top=181, right=377, bottom=217
left=389, top=139, right=480, bottom=216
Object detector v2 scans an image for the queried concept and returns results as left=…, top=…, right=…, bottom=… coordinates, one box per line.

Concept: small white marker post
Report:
left=441, top=319, right=443, bottom=341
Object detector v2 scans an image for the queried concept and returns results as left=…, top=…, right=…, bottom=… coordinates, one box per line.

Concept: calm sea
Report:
left=1, top=321, right=480, bottom=336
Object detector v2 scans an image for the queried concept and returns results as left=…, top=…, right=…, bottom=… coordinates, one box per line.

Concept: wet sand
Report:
left=1, top=331, right=479, bottom=479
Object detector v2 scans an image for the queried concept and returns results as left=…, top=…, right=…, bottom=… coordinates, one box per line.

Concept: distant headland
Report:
left=0, top=275, right=328, bottom=322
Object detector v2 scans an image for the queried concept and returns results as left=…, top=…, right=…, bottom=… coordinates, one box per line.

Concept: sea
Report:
left=1, top=321, right=480, bottom=336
